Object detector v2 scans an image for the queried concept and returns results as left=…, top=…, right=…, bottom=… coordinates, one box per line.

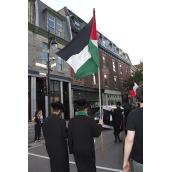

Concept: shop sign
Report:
left=128, top=95, right=132, bottom=98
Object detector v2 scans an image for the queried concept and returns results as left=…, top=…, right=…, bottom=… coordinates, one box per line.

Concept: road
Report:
left=28, top=128, right=133, bottom=172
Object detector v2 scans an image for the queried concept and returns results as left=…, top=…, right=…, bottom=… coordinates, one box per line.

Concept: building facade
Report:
left=28, top=0, right=73, bottom=122
left=28, top=1, right=140, bottom=123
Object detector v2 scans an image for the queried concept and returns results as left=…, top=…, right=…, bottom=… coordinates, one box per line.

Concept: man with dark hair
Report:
left=68, top=99, right=104, bottom=172
left=43, top=102, right=69, bottom=172
left=123, top=85, right=143, bottom=172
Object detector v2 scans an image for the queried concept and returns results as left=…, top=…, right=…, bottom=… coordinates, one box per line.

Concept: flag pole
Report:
left=98, top=67, right=103, bottom=159
left=95, top=7, right=103, bottom=159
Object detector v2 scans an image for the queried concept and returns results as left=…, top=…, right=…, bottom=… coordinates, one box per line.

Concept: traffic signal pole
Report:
left=48, top=30, right=51, bottom=116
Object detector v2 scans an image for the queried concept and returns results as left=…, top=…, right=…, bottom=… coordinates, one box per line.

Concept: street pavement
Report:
left=28, top=126, right=133, bottom=172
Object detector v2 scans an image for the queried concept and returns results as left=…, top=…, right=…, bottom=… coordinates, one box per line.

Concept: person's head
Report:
left=51, top=102, right=66, bottom=117
left=136, top=85, right=143, bottom=103
left=74, top=99, right=90, bottom=114
left=122, top=103, right=124, bottom=107
left=116, top=102, right=121, bottom=108
left=35, top=110, right=41, bottom=117
left=131, top=104, right=136, bottom=111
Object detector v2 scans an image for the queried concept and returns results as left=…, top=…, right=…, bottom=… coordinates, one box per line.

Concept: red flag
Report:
left=129, top=90, right=136, bottom=97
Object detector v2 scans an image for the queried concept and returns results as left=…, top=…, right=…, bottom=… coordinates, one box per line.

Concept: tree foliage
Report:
left=123, top=70, right=143, bottom=91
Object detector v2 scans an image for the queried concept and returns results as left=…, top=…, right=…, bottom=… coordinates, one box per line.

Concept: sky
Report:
left=40, top=0, right=144, bottom=65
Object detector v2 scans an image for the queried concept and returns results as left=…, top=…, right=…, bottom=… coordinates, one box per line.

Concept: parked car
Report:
left=89, top=105, right=124, bottom=128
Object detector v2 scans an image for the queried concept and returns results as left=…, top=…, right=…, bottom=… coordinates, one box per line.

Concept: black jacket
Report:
left=112, top=107, right=124, bottom=135
left=123, top=105, right=131, bottom=128
left=43, top=114, right=69, bottom=172
left=68, top=115, right=103, bottom=172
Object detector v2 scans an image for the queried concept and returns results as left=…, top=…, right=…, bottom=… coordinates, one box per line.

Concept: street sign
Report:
left=128, top=94, right=132, bottom=98
left=51, top=63, right=56, bottom=68
left=36, top=63, right=47, bottom=68
left=39, top=72, right=47, bottom=76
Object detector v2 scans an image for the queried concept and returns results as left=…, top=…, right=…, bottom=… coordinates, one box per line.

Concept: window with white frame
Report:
left=104, top=73, right=108, bottom=87
left=119, top=64, right=123, bottom=74
left=92, top=73, right=96, bottom=84
left=112, top=60, right=116, bottom=72
left=48, top=14, right=55, bottom=34
left=102, top=55, right=106, bottom=67
left=42, top=43, right=48, bottom=65
left=75, top=21, right=80, bottom=28
left=58, top=57, right=62, bottom=71
left=114, top=76, right=118, bottom=88
left=102, top=38, right=106, bottom=47
left=121, top=78, right=124, bottom=89
left=57, top=48, right=63, bottom=71
left=126, top=67, right=128, bottom=76
left=57, top=19, right=62, bottom=37
left=131, top=69, right=134, bottom=76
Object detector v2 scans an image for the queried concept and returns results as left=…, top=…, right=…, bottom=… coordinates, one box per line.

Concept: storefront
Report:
left=28, top=68, right=72, bottom=122
left=121, top=91, right=132, bottom=104
left=103, top=90, right=122, bottom=105
left=28, top=76, right=31, bottom=122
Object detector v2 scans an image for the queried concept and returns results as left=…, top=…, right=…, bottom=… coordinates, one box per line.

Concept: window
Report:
left=102, top=39, right=106, bottom=47
left=28, top=1, right=30, bottom=22
left=121, top=79, right=124, bottom=89
left=119, top=50, right=122, bottom=56
left=57, top=19, right=62, bottom=37
left=119, top=64, right=123, bottom=74
left=131, top=69, right=134, bottom=76
left=126, top=67, right=128, bottom=76
left=58, top=57, right=62, bottom=71
left=112, top=44, right=116, bottom=52
left=48, top=14, right=55, bottom=34
left=112, top=61, right=116, bottom=72
left=50, top=80, right=60, bottom=113
left=92, top=73, right=96, bottom=84
left=44, top=8, right=65, bottom=38
left=42, top=43, right=48, bottom=65
left=104, top=74, right=108, bottom=87
left=75, top=21, right=80, bottom=28
left=114, top=76, right=118, bottom=88
left=102, top=55, right=106, bottom=67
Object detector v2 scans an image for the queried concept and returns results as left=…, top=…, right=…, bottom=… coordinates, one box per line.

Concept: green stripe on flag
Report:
left=88, top=37, right=99, bottom=67
left=75, top=37, right=99, bottom=80
left=76, top=57, right=98, bottom=80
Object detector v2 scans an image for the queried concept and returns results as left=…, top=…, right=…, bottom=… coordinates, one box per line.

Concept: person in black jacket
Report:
left=122, top=103, right=131, bottom=135
left=111, top=102, right=124, bottom=143
left=68, top=99, right=104, bottom=172
left=43, top=102, right=69, bottom=172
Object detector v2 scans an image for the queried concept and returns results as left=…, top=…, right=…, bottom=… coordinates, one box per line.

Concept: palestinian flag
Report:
left=56, top=9, right=99, bottom=80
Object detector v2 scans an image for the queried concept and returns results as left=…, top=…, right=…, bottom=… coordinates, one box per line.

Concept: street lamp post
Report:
left=47, top=30, right=58, bottom=116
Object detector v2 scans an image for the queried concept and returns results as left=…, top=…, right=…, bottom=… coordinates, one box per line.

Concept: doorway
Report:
left=36, top=78, right=45, bottom=119
left=63, top=82, right=70, bottom=120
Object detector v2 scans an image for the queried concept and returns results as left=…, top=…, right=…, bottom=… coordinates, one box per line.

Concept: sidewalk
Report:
left=28, top=121, right=69, bottom=143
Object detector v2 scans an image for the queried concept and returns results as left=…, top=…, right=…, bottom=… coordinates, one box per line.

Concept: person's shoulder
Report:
left=129, top=107, right=143, bottom=116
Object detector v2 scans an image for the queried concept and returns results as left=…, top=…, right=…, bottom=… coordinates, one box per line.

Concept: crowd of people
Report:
left=109, top=85, right=143, bottom=172
left=31, top=84, right=143, bottom=172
